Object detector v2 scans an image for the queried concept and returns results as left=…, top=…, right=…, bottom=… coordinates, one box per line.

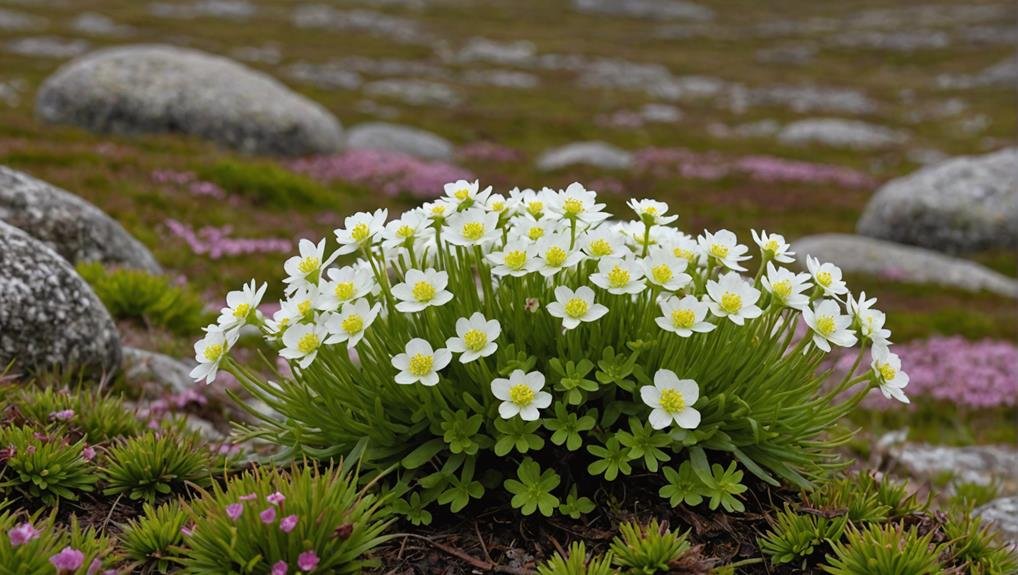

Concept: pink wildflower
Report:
left=280, top=514, right=299, bottom=533
left=226, top=503, right=244, bottom=520
left=82, top=445, right=96, bottom=462
left=267, top=491, right=286, bottom=505
left=239, top=492, right=258, bottom=501
left=260, top=507, right=277, bottom=524
left=49, top=409, right=75, bottom=421
left=8, top=522, right=40, bottom=546
left=49, top=547, right=85, bottom=572
left=298, top=550, right=320, bottom=572
left=272, top=561, right=288, bottom=575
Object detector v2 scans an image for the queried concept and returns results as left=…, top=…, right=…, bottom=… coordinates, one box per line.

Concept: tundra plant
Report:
left=195, top=181, right=908, bottom=519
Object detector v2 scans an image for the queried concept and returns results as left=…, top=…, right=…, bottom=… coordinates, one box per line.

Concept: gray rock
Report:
left=745, top=85, right=876, bottom=114
left=792, top=234, right=1018, bottom=297
left=7, top=37, right=89, bottom=59
left=778, top=118, right=907, bottom=149
left=345, top=122, right=453, bottom=161
left=461, top=69, right=538, bottom=89
left=976, top=497, right=1018, bottom=548
left=230, top=43, right=282, bottom=65
left=572, top=0, right=713, bottom=21
left=0, top=8, right=45, bottom=31
left=71, top=13, right=133, bottom=36
left=363, top=79, right=461, bottom=107
left=0, top=166, right=160, bottom=273
left=122, top=346, right=194, bottom=395
left=452, top=37, right=536, bottom=66
left=36, top=45, right=343, bottom=156
left=537, top=141, right=633, bottom=171
left=857, top=148, right=1018, bottom=252
left=0, top=220, right=121, bottom=374
left=892, top=444, right=1018, bottom=488
left=832, top=30, right=951, bottom=52
left=285, top=61, right=363, bottom=90
left=149, top=0, right=255, bottom=20
left=0, top=78, right=26, bottom=107
left=292, top=5, right=428, bottom=44
left=938, top=54, right=1018, bottom=89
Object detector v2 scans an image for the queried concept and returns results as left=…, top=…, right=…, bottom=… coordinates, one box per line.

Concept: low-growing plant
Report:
left=118, top=501, right=189, bottom=573
left=179, top=464, right=392, bottom=574
left=823, top=523, right=942, bottom=575
left=0, top=503, right=113, bottom=573
left=101, top=431, right=213, bottom=503
left=3, top=387, right=143, bottom=443
left=197, top=182, right=912, bottom=518
left=200, top=159, right=334, bottom=209
left=0, top=426, right=97, bottom=505
left=536, top=542, right=615, bottom=575
left=759, top=506, right=848, bottom=566
left=609, top=519, right=692, bottom=573
left=942, top=512, right=1018, bottom=575
left=948, top=481, right=1000, bottom=511
left=77, top=261, right=208, bottom=335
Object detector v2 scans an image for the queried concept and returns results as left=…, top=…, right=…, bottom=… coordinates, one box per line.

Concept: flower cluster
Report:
left=197, top=180, right=907, bottom=517
left=288, top=149, right=474, bottom=199
left=165, top=219, right=293, bottom=260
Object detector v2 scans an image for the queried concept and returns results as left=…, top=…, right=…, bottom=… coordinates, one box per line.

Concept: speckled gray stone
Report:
left=572, top=0, right=713, bottom=21
left=537, top=141, right=633, bottom=171
left=36, top=44, right=342, bottom=156
left=345, top=122, right=453, bottom=161
left=0, top=166, right=160, bottom=273
left=793, top=234, right=1018, bottom=298
left=0, top=220, right=121, bottom=374
left=976, top=497, right=1018, bottom=548
left=122, top=346, right=194, bottom=395
left=778, top=118, right=906, bottom=149
left=857, top=148, right=1018, bottom=253
left=892, top=444, right=1018, bottom=488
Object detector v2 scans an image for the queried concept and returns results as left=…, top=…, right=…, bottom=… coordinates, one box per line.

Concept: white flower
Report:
left=751, top=229, right=795, bottom=264
left=656, top=295, right=715, bottom=337
left=642, top=248, right=692, bottom=291
left=547, top=285, right=608, bottom=330
left=614, top=220, right=662, bottom=253
left=190, top=325, right=238, bottom=384
left=803, top=299, right=857, bottom=353
left=805, top=256, right=848, bottom=297
left=640, top=370, right=700, bottom=430
left=391, top=268, right=453, bottom=312
left=283, top=239, right=337, bottom=294
left=487, top=240, right=536, bottom=277
left=325, top=299, right=381, bottom=349
left=533, top=232, right=584, bottom=277
left=444, top=179, right=491, bottom=209
left=334, top=209, right=387, bottom=255
left=549, top=182, right=609, bottom=224
left=848, top=291, right=892, bottom=350
left=391, top=338, right=452, bottom=386
left=627, top=198, right=678, bottom=226
left=509, top=187, right=554, bottom=219
left=446, top=313, right=501, bottom=363
left=279, top=320, right=331, bottom=369
left=871, top=347, right=909, bottom=404
left=484, top=193, right=515, bottom=215
left=580, top=227, right=626, bottom=259
left=590, top=256, right=646, bottom=295
left=509, top=215, right=559, bottom=244
left=706, top=272, right=763, bottom=325
left=381, top=209, right=430, bottom=251
left=217, top=279, right=266, bottom=333
left=421, top=199, right=453, bottom=224
left=699, top=229, right=750, bottom=272
left=444, top=208, right=500, bottom=247
left=265, top=288, right=317, bottom=335
left=316, top=263, right=375, bottom=311
left=659, top=231, right=702, bottom=266
left=491, top=369, right=551, bottom=421
left=761, top=263, right=811, bottom=310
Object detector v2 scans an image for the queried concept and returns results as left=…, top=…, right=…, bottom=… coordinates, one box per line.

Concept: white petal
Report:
left=499, top=401, right=520, bottom=419
left=491, top=378, right=511, bottom=400
left=640, top=385, right=661, bottom=407
left=674, top=408, right=701, bottom=429
left=648, top=409, right=672, bottom=430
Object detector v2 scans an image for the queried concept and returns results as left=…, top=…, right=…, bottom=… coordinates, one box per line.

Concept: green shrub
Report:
left=759, top=505, right=848, bottom=566
left=536, top=542, right=615, bottom=575
left=77, top=261, right=208, bottom=335
left=609, top=519, right=692, bottom=573
left=0, top=504, right=114, bottom=574
left=3, top=387, right=143, bottom=443
left=179, top=464, right=392, bottom=574
left=118, top=501, right=189, bottom=573
left=0, top=426, right=97, bottom=505
left=101, top=431, right=213, bottom=503
left=823, top=523, right=942, bottom=575
left=943, top=513, right=1018, bottom=575
left=200, top=159, right=334, bottom=209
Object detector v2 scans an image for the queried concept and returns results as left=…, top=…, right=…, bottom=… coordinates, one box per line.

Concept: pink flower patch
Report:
left=49, top=547, right=85, bottom=572
left=267, top=491, right=286, bottom=505
left=260, top=507, right=277, bottom=524
left=271, top=561, right=288, bottom=575
left=226, top=503, right=244, bottom=521
left=8, top=522, right=39, bottom=546
left=298, top=550, right=320, bottom=572
left=280, top=514, right=299, bottom=533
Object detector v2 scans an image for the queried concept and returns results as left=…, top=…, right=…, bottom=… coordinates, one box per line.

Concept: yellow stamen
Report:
left=412, top=281, right=436, bottom=302
left=564, top=297, right=589, bottom=318
left=590, top=239, right=613, bottom=257
left=351, top=223, right=370, bottom=242
left=709, top=243, right=729, bottom=260
left=462, top=222, right=485, bottom=241
left=563, top=198, right=583, bottom=216
left=297, top=300, right=312, bottom=316
left=528, top=226, right=545, bottom=241
left=816, top=315, right=836, bottom=337
left=297, top=333, right=320, bottom=354
left=463, top=329, right=487, bottom=352
left=878, top=363, right=896, bottom=382
left=232, top=303, right=250, bottom=319
left=527, top=201, right=543, bottom=216
left=816, top=271, right=832, bottom=287
left=203, top=343, right=225, bottom=362
left=397, top=224, right=414, bottom=238
left=764, top=239, right=779, bottom=252
left=671, top=309, right=695, bottom=329
left=673, top=247, right=693, bottom=260
left=455, top=188, right=471, bottom=201
left=720, top=292, right=742, bottom=314
left=651, top=264, right=672, bottom=285
left=509, top=383, right=535, bottom=406
left=341, top=314, right=364, bottom=334
left=335, top=281, right=355, bottom=301
left=659, top=388, right=686, bottom=414
left=298, top=256, right=320, bottom=274
left=771, top=280, right=791, bottom=300
left=505, top=250, right=527, bottom=270
left=607, top=265, right=631, bottom=288
left=408, top=353, right=433, bottom=376
left=545, top=246, right=567, bottom=267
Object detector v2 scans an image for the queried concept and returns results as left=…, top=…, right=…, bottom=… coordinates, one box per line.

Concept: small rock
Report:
left=976, top=497, right=1018, bottom=547
left=793, top=234, right=1018, bottom=297
left=452, top=37, right=536, bottom=66
left=285, top=61, right=363, bottom=90
left=640, top=103, right=683, bottom=123
left=778, top=118, right=906, bottom=149
left=0, top=8, right=45, bottom=31
left=149, top=0, right=255, bottom=20
left=292, top=5, right=428, bottom=44
left=832, top=30, right=951, bottom=52
left=461, top=69, right=538, bottom=89
left=892, top=444, right=1018, bottom=488
left=345, top=122, right=453, bottom=161
left=537, top=141, right=633, bottom=171
left=572, top=0, right=713, bottom=21
left=363, top=79, right=461, bottom=107
left=122, top=347, right=195, bottom=396
left=71, top=12, right=133, bottom=36
left=230, top=43, right=282, bottom=65
left=745, top=85, right=876, bottom=114
left=7, top=37, right=89, bottom=59
left=0, top=220, right=121, bottom=375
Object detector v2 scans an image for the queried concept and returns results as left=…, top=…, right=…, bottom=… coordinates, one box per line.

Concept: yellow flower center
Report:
left=527, top=201, right=543, bottom=216
left=298, top=256, right=320, bottom=275
left=203, top=343, right=225, bottom=362
left=509, top=383, right=535, bottom=406
left=564, top=297, right=589, bottom=318
left=505, top=250, right=527, bottom=270
left=297, top=300, right=312, bottom=316
left=463, top=329, right=487, bottom=352
left=277, top=317, right=291, bottom=330
left=771, top=280, right=791, bottom=300
left=816, top=315, right=836, bottom=337
left=764, top=239, right=779, bottom=252
left=709, top=243, right=729, bottom=260
left=878, top=363, right=896, bottom=382
left=563, top=198, right=583, bottom=216
left=671, top=309, right=696, bottom=329
left=232, top=303, right=251, bottom=319
left=545, top=246, right=567, bottom=267
left=607, top=265, right=630, bottom=288
left=455, top=188, right=471, bottom=201
left=397, top=224, right=414, bottom=238
left=590, top=239, right=613, bottom=257
left=659, top=388, right=686, bottom=414
left=528, top=226, right=545, bottom=241
left=412, top=281, right=436, bottom=302
left=462, top=222, right=485, bottom=241
left=351, top=223, right=370, bottom=242
left=430, top=205, right=446, bottom=217
left=673, top=247, right=693, bottom=260
left=651, top=264, right=672, bottom=285
left=297, top=332, right=320, bottom=354
left=720, top=292, right=742, bottom=314
left=341, top=314, right=364, bottom=334
left=816, top=271, right=832, bottom=287
left=491, top=201, right=506, bottom=212
left=408, top=353, right=433, bottom=377
left=335, top=281, right=355, bottom=301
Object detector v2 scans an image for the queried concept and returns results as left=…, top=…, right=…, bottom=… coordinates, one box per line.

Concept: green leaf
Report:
left=402, top=439, right=446, bottom=469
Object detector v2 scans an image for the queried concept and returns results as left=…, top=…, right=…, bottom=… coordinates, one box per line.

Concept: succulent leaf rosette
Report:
left=193, top=181, right=909, bottom=520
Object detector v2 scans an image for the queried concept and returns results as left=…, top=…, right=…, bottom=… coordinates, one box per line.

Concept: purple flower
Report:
left=267, top=491, right=286, bottom=506
left=87, top=558, right=102, bottom=575
left=82, top=445, right=96, bottom=462
left=164, top=219, right=292, bottom=260
left=8, top=522, right=40, bottom=546
left=181, top=523, right=195, bottom=537
left=280, top=514, right=299, bottom=533
left=287, top=150, right=474, bottom=200
left=272, top=561, right=288, bottom=575
left=239, top=492, right=258, bottom=501
left=49, top=409, right=75, bottom=421
left=298, top=550, right=320, bottom=572
left=226, top=503, right=244, bottom=521
left=260, top=507, right=277, bottom=524
left=50, top=547, right=85, bottom=572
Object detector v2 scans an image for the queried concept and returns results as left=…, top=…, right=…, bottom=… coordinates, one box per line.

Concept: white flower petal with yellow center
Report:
left=642, top=248, right=692, bottom=291
left=484, top=192, right=515, bottom=215
left=279, top=320, right=331, bottom=369
left=491, top=369, right=552, bottom=421
left=421, top=199, right=453, bottom=224
left=443, top=179, right=490, bottom=209
left=751, top=229, right=795, bottom=264
left=656, top=295, right=715, bottom=337
left=549, top=182, right=609, bottom=224
left=546, top=285, right=608, bottom=330
left=805, top=256, right=848, bottom=297
left=508, top=215, right=560, bottom=244
left=614, top=220, right=662, bottom=253
left=533, top=232, right=584, bottom=277
left=391, top=338, right=452, bottom=387
left=627, top=198, right=678, bottom=226
left=446, top=312, right=501, bottom=363
left=324, top=299, right=381, bottom=349
left=444, top=208, right=500, bottom=247
left=487, top=240, right=536, bottom=278
left=216, top=279, right=267, bottom=333
left=698, top=229, right=750, bottom=272
left=580, top=227, right=626, bottom=260
left=334, top=209, right=387, bottom=255
left=190, top=325, right=239, bottom=384
left=283, top=238, right=338, bottom=294
left=658, top=230, right=703, bottom=268
left=848, top=291, right=891, bottom=349
left=761, top=262, right=811, bottom=310
left=381, top=209, right=430, bottom=251
left=706, top=272, right=762, bottom=325
left=590, top=256, right=646, bottom=295
left=802, top=299, right=857, bottom=353
left=640, top=369, right=700, bottom=430
left=871, top=347, right=909, bottom=404
left=391, top=268, right=453, bottom=313
left=509, top=187, right=554, bottom=220
left=316, top=263, right=376, bottom=312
